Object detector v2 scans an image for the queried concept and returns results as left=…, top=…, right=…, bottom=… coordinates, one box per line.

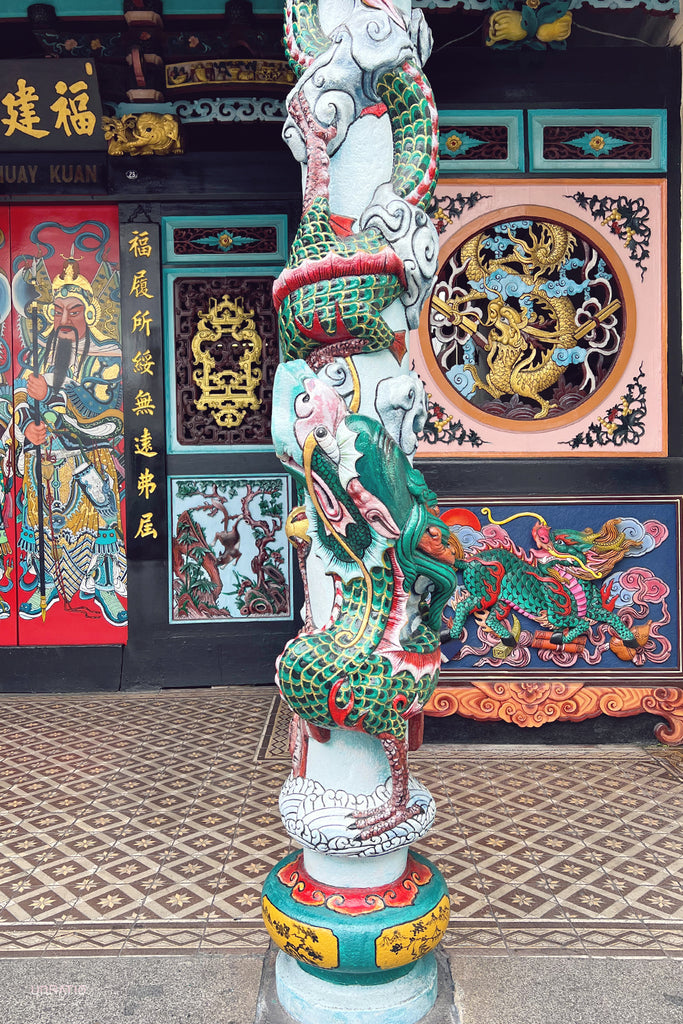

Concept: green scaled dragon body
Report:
left=274, top=0, right=439, bottom=364
left=272, top=0, right=445, bottom=838
left=272, top=361, right=457, bottom=835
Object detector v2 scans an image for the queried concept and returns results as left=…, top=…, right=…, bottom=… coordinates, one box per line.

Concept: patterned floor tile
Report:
left=443, top=924, right=507, bottom=953
left=500, top=923, right=588, bottom=954
left=1, top=690, right=683, bottom=957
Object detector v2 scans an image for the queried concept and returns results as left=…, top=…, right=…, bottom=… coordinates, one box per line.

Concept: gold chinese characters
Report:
left=2, top=76, right=96, bottom=141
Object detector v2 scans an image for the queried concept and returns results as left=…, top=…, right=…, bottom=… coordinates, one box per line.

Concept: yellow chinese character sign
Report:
left=51, top=80, right=96, bottom=138
left=132, top=390, right=156, bottom=416
left=130, top=270, right=154, bottom=299
left=134, top=512, right=158, bottom=540
left=128, top=231, right=152, bottom=258
left=131, top=310, right=153, bottom=337
left=2, top=79, right=48, bottom=140
left=137, top=468, right=157, bottom=500
left=133, top=428, right=158, bottom=458
left=131, top=349, right=156, bottom=376
left=0, top=60, right=105, bottom=152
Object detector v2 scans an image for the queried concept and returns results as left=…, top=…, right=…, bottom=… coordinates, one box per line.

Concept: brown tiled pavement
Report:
left=0, top=687, right=682, bottom=959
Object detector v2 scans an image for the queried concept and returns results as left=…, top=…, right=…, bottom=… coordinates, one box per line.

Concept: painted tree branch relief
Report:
left=169, top=474, right=291, bottom=622
left=439, top=500, right=678, bottom=676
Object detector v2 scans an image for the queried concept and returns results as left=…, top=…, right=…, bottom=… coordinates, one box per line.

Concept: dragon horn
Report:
left=481, top=507, right=548, bottom=528
left=546, top=548, right=602, bottom=579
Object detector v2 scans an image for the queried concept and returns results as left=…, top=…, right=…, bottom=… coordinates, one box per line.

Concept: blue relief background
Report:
left=438, top=499, right=679, bottom=674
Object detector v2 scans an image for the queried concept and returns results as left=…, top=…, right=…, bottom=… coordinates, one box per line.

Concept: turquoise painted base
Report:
left=262, top=849, right=449, bottom=976
left=276, top=949, right=438, bottom=1024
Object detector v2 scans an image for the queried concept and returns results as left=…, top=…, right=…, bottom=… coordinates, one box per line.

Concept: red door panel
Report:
left=9, top=205, right=127, bottom=645
left=0, top=208, right=18, bottom=645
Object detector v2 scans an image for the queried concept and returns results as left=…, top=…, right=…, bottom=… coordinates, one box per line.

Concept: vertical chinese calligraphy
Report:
left=120, top=220, right=165, bottom=560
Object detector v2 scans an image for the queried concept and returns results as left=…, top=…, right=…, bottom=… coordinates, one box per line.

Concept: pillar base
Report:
left=276, top=950, right=438, bottom=1024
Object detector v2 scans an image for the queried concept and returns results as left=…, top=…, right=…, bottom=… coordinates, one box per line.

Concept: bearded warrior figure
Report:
left=14, top=253, right=127, bottom=625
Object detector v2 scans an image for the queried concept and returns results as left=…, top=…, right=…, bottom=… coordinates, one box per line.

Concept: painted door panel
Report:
left=0, top=208, right=18, bottom=645
left=8, top=205, right=127, bottom=645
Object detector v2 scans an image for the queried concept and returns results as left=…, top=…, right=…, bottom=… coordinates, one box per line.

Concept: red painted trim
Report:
left=277, top=852, right=433, bottom=915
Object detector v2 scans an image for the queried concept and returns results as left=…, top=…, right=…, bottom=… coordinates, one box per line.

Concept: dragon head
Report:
left=532, top=517, right=638, bottom=580
left=272, top=359, right=457, bottom=630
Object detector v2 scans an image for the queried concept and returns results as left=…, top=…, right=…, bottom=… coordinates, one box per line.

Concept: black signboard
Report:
left=120, top=220, right=167, bottom=559
left=0, top=154, right=106, bottom=194
left=0, top=59, right=106, bottom=153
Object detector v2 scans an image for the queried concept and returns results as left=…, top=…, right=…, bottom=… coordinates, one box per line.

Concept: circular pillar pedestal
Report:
left=262, top=842, right=449, bottom=1024
left=275, top=949, right=438, bottom=1024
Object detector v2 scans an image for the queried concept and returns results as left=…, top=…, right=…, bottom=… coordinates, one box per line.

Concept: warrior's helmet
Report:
left=47, top=256, right=102, bottom=331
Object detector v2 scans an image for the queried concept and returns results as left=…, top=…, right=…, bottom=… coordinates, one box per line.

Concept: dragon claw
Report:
left=353, top=802, right=425, bottom=840
left=609, top=621, right=651, bottom=662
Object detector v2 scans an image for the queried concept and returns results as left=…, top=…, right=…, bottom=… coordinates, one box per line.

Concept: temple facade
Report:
left=0, top=0, right=681, bottom=747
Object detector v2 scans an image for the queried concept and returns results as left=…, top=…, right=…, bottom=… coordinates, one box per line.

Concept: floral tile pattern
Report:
left=0, top=689, right=682, bottom=958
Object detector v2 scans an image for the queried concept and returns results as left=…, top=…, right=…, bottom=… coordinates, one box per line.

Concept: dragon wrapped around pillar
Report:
left=262, top=0, right=455, bottom=1021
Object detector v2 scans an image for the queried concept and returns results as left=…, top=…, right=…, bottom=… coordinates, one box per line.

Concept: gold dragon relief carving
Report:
left=190, top=294, right=264, bottom=429
left=428, top=215, right=629, bottom=426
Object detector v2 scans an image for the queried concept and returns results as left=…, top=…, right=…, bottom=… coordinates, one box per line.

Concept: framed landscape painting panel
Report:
left=168, top=472, right=292, bottom=625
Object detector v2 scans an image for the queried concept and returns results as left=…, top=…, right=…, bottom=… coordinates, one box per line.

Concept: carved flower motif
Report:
left=589, top=134, right=606, bottom=152
left=446, top=133, right=462, bottom=152
left=509, top=680, right=551, bottom=707
left=189, top=35, right=200, bottom=48
left=525, top=0, right=541, bottom=9
left=64, top=38, right=78, bottom=51
left=218, top=232, right=233, bottom=249
left=90, top=38, right=102, bottom=51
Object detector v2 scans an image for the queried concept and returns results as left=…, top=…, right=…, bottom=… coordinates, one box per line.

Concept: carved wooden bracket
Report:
left=425, top=681, right=683, bottom=745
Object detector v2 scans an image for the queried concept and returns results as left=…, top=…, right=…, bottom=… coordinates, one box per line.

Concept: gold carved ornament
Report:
left=431, top=221, right=622, bottom=421
left=102, top=113, right=183, bottom=156
left=190, top=294, right=263, bottom=429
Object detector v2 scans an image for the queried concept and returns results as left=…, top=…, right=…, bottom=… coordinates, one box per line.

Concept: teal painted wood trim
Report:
left=4, top=0, right=283, bottom=16
left=162, top=214, right=288, bottom=265
left=413, top=0, right=678, bottom=9
left=5, top=0, right=677, bottom=13
left=528, top=109, right=667, bottom=173
left=167, top=472, right=293, bottom=625
left=163, top=265, right=281, bottom=455
left=438, top=110, right=524, bottom=173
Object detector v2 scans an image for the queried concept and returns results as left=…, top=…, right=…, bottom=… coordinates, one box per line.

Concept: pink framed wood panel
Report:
left=414, top=178, right=666, bottom=458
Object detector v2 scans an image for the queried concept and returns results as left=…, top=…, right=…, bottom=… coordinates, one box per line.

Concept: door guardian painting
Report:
left=8, top=207, right=127, bottom=644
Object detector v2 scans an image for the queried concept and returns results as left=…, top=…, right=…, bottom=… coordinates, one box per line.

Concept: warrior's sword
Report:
left=28, top=260, right=46, bottom=621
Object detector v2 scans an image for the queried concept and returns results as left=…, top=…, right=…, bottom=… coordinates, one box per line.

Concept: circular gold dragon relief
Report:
left=426, top=211, right=632, bottom=428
